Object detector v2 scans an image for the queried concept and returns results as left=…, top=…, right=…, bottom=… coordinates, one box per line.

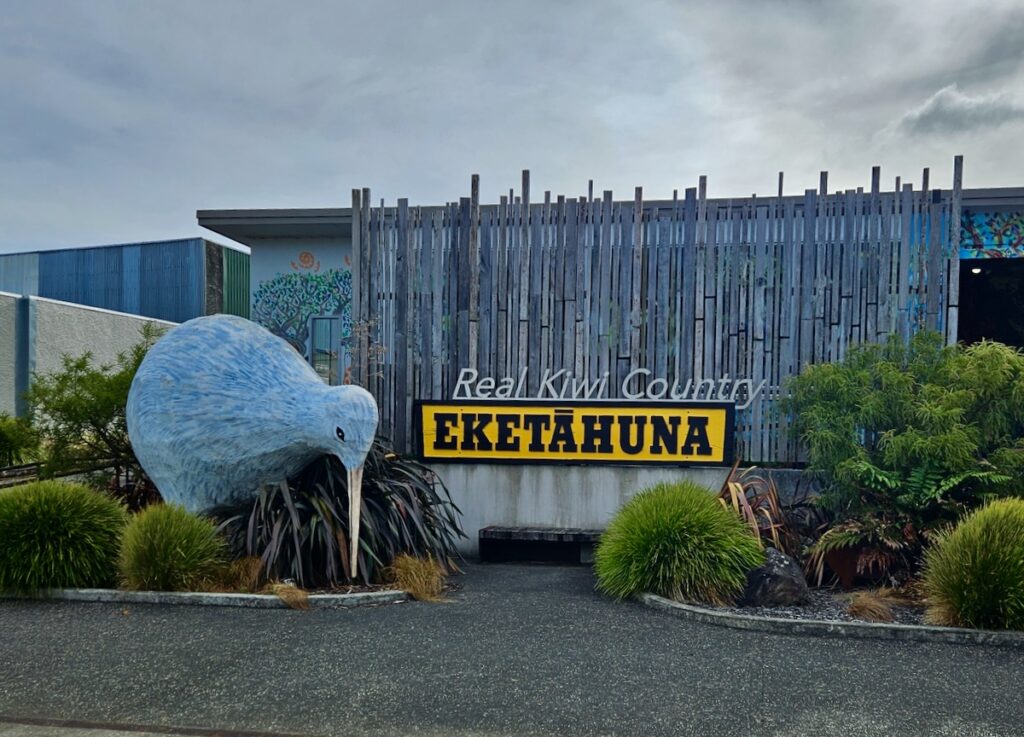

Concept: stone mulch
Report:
left=723, top=589, right=926, bottom=625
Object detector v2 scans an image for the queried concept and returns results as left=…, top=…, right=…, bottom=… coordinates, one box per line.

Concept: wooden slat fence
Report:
left=350, top=157, right=964, bottom=463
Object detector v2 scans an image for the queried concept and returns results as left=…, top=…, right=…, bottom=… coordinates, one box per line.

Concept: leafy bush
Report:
left=785, top=332, right=1024, bottom=581
left=595, top=481, right=764, bottom=604
left=215, top=439, right=465, bottom=587
left=0, top=414, right=38, bottom=467
left=119, top=504, right=227, bottom=591
left=0, top=481, right=127, bottom=591
left=719, top=466, right=801, bottom=557
left=26, top=324, right=164, bottom=510
left=923, top=499, right=1024, bottom=630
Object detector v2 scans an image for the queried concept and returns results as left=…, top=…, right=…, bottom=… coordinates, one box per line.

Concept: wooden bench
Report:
left=478, top=526, right=604, bottom=564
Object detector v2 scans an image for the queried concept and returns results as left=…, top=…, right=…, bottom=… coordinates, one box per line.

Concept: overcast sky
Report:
left=2, top=0, right=1023, bottom=253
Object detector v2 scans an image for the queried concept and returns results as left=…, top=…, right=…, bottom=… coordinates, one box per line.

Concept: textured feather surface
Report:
left=127, top=315, right=378, bottom=512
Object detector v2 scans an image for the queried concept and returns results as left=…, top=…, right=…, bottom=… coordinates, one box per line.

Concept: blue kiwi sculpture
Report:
left=126, top=314, right=379, bottom=577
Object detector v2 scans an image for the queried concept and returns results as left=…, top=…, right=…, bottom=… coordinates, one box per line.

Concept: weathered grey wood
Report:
left=355, top=162, right=963, bottom=462
left=393, top=199, right=410, bottom=450
left=630, top=187, right=644, bottom=379
left=350, top=189, right=364, bottom=383
left=479, top=203, right=493, bottom=378
left=898, top=183, right=914, bottom=338
left=947, top=155, right=964, bottom=343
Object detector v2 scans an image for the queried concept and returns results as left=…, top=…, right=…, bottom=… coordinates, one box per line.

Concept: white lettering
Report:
left=453, top=368, right=478, bottom=399
left=622, top=369, right=650, bottom=399
left=570, top=373, right=606, bottom=399
left=539, top=369, right=566, bottom=398
left=648, top=377, right=668, bottom=399
left=495, top=377, right=516, bottom=398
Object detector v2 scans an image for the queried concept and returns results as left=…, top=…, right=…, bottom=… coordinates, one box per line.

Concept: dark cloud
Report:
left=894, top=85, right=1024, bottom=135
left=1, top=0, right=1023, bottom=252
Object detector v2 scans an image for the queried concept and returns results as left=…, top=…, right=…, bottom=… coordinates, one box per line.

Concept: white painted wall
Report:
left=248, top=237, right=351, bottom=290
left=30, top=298, right=175, bottom=378
left=0, top=293, right=18, bottom=416
left=0, top=295, right=175, bottom=418
left=434, top=463, right=731, bottom=554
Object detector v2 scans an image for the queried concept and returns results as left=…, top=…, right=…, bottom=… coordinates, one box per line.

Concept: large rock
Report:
left=739, top=547, right=810, bottom=607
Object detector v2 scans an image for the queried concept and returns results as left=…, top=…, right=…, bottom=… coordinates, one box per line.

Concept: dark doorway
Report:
left=958, top=259, right=1024, bottom=347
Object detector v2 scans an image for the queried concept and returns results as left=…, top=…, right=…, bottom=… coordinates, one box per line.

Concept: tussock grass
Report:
left=266, top=582, right=309, bottom=610
left=923, top=499, right=1024, bottom=630
left=223, top=556, right=266, bottom=593
left=845, top=590, right=896, bottom=622
left=595, top=481, right=764, bottom=605
left=0, top=481, right=127, bottom=591
left=387, top=554, right=445, bottom=601
left=119, top=504, right=227, bottom=592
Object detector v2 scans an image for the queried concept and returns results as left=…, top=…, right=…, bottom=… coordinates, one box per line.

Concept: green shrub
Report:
left=0, top=481, right=127, bottom=591
left=119, top=504, right=227, bottom=591
left=785, top=332, right=1024, bottom=580
left=595, top=481, right=764, bottom=604
left=0, top=414, right=38, bottom=467
left=923, top=499, right=1024, bottom=630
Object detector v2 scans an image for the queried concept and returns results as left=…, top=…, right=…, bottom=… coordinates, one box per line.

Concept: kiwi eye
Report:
left=335, top=427, right=346, bottom=442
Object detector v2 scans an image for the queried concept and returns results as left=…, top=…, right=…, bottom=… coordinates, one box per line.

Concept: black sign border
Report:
left=413, top=399, right=736, bottom=468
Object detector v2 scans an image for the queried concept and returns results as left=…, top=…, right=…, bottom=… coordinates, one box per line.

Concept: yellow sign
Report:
left=415, top=401, right=734, bottom=465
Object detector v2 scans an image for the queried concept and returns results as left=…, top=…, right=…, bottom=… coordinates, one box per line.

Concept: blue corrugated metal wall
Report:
left=0, top=253, right=40, bottom=295
left=30, top=238, right=206, bottom=323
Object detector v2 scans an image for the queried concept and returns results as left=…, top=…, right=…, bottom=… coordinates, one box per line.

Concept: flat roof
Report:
left=197, top=187, right=1024, bottom=246
left=0, top=237, right=244, bottom=260
left=196, top=209, right=352, bottom=246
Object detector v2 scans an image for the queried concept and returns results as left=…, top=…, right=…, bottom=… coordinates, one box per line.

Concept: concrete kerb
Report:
left=637, top=592, right=1024, bottom=650
left=1, top=588, right=408, bottom=609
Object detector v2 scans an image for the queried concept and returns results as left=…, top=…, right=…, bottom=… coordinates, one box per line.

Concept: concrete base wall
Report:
left=0, top=294, right=175, bottom=418
left=434, top=464, right=731, bottom=555
left=0, top=293, right=18, bottom=416
left=31, top=297, right=174, bottom=378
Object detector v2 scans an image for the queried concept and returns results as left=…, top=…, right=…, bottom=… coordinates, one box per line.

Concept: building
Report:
left=197, top=211, right=351, bottom=383
left=0, top=237, right=250, bottom=324
left=199, top=185, right=1024, bottom=368
left=0, top=237, right=250, bottom=417
left=199, top=170, right=1024, bottom=548
left=0, top=292, right=174, bottom=417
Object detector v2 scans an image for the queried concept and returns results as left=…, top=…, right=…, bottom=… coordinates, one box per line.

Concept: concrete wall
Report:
left=435, top=463, right=732, bottom=555
left=0, top=293, right=18, bottom=416
left=30, top=298, right=175, bottom=378
left=0, top=295, right=175, bottom=418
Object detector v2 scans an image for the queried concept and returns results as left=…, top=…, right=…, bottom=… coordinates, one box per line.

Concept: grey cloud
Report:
left=2, top=0, right=1024, bottom=252
left=894, top=85, right=1024, bottom=135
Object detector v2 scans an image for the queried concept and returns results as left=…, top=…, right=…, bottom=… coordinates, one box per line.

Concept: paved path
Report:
left=1, top=564, right=1022, bottom=737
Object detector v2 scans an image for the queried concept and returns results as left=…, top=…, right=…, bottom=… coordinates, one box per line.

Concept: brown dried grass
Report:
left=224, top=556, right=266, bottom=593
left=845, top=589, right=906, bottom=622
left=266, top=582, right=310, bottom=610
left=387, top=554, right=445, bottom=602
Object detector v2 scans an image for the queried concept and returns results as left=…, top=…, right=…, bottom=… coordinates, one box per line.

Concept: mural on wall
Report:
left=251, top=266, right=353, bottom=355
left=961, top=212, right=1024, bottom=258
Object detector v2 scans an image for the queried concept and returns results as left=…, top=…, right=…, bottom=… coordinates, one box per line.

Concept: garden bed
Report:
left=1, top=586, right=407, bottom=609
left=637, top=593, right=1024, bottom=649
left=722, top=589, right=925, bottom=626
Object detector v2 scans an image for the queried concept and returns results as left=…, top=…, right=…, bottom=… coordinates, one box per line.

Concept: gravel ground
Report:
left=725, top=589, right=926, bottom=625
left=2, top=564, right=1021, bottom=737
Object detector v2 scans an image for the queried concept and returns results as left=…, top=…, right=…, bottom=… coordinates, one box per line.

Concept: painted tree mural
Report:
left=251, top=268, right=353, bottom=355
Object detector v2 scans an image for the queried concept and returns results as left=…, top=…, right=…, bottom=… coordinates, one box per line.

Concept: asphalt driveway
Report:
left=1, top=563, right=1021, bottom=737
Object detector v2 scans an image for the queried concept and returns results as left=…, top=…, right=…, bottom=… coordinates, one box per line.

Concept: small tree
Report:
left=26, top=324, right=164, bottom=509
